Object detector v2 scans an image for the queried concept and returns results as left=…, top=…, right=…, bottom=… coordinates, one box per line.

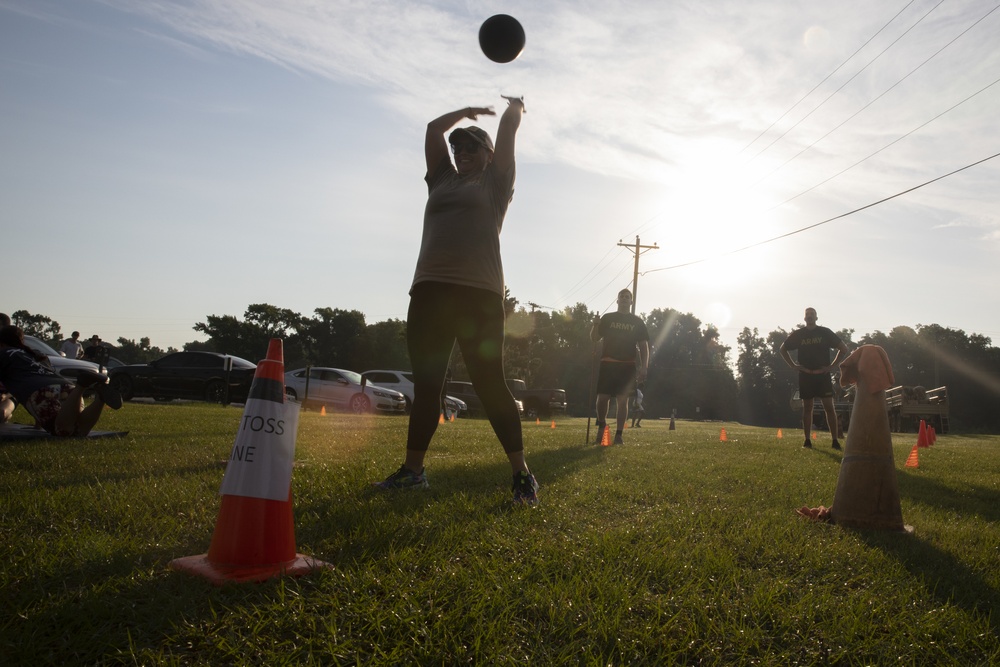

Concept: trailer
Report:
left=885, top=385, right=949, bottom=433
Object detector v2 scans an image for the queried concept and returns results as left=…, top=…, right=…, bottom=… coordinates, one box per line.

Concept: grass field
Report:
left=2, top=403, right=999, bottom=665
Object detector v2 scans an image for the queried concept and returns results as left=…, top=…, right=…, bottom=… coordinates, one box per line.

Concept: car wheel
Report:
left=112, top=375, right=134, bottom=401
left=349, top=393, right=371, bottom=414
left=285, top=387, right=298, bottom=401
left=404, top=396, right=412, bottom=413
left=205, top=380, right=227, bottom=404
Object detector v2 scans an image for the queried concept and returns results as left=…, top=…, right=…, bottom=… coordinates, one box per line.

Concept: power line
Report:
left=756, top=1, right=1000, bottom=183
left=741, top=0, right=919, bottom=155
left=765, top=74, right=1000, bottom=212
left=747, top=0, right=945, bottom=163
left=641, top=150, right=1000, bottom=275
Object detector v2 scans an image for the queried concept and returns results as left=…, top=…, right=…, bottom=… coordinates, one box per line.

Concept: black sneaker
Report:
left=374, top=464, right=429, bottom=490
left=803, top=439, right=813, bottom=449
left=512, top=471, right=539, bottom=506
left=831, top=441, right=842, bottom=450
left=74, top=369, right=107, bottom=389
left=613, top=433, right=625, bottom=445
left=97, top=383, right=123, bottom=410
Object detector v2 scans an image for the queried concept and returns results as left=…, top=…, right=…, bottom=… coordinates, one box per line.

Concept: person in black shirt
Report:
left=780, top=307, right=850, bottom=449
left=591, top=289, right=650, bottom=445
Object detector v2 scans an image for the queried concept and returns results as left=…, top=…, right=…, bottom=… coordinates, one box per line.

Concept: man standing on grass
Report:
left=591, top=288, right=649, bottom=445
left=780, top=307, right=850, bottom=450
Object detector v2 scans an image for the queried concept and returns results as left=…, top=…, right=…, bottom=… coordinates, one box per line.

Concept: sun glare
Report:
left=652, top=145, right=780, bottom=288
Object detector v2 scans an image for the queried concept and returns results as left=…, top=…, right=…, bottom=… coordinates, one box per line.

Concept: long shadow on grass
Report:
left=2, top=543, right=330, bottom=664
left=293, top=442, right=607, bottom=567
left=856, top=530, right=1000, bottom=636
left=896, top=469, right=1000, bottom=523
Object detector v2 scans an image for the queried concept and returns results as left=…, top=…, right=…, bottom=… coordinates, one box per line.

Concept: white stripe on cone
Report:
left=219, top=399, right=301, bottom=501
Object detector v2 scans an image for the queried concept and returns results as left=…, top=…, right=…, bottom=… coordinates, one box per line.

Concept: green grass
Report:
left=2, top=404, right=999, bottom=665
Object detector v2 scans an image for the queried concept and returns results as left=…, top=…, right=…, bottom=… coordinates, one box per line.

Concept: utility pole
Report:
left=617, top=236, right=659, bottom=314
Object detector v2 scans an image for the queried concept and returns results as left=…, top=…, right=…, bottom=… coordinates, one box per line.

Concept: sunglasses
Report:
left=450, top=142, right=482, bottom=155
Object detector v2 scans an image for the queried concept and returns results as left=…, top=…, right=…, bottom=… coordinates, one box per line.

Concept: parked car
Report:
left=23, top=334, right=105, bottom=383
left=108, top=351, right=257, bottom=403
left=360, top=369, right=468, bottom=417
left=506, top=379, right=568, bottom=419
left=284, top=367, right=407, bottom=414
left=445, top=380, right=524, bottom=418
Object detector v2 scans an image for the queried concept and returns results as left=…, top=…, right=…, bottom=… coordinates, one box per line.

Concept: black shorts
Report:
left=799, top=372, right=834, bottom=400
left=597, top=361, right=636, bottom=397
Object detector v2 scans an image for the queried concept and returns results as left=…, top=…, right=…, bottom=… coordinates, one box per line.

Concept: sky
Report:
left=3, top=0, right=999, bottom=361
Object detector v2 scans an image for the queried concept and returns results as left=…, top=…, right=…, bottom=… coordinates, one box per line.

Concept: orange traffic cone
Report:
left=601, top=425, right=611, bottom=447
left=917, top=420, right=929, bottom=448
left=904, top=444, right=919, bottom=468
left=929, top=425, right=936, bottom=445
left=439, top=413, right=445, bottom=424
left=320, top=405, right=326, bottom=416
left=777, top=428, right=783, bottom=439
left=550, top=420, right=556, bottom=429
left=536, top=417, right=540, bottom=425
left=169, top=339, right=331, bottom=584
left=720, top=428, right=728, bottom=442
left=449, top=412, right=455, bottom=422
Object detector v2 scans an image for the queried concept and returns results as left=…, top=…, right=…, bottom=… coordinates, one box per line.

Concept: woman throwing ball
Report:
left=375, top=96, right=538, bottom=505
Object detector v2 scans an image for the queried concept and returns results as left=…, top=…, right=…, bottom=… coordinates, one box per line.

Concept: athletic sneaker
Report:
left=613, top=433, right=625, bottom=445
left=803, top=439, right=813, bottom=449
left=512, top=471, right=539, bottom=506
left=831, top=441, right=843, bottom=451
left=374, top=464, right=428, bottom=490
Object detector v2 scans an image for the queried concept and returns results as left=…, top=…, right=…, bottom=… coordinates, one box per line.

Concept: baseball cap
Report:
left=449, top=126, right=494, bottom=152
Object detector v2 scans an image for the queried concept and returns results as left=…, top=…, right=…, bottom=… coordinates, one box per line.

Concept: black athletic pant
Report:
left=406, top=281, right=523, bottom=454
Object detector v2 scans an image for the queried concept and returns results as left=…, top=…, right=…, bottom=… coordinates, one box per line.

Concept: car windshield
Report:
left=227, top=356, right=257, bottom=369
left=340, top=370, right=362, bottom=384
left=24, top=335, right=59, bottom=357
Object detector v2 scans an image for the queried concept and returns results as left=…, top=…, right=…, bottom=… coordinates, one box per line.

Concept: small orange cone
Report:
left=601, top=426, right=611, bottom=447
left=777, top=428, right=783, bottom=439
left=917, top=420, right=929, bottom=448
left=550, top=420, right=556, bottom=429
left=169, top=339, right=331, bottom=584
left=811, top=431, right=817, bottom=440
left=720, top=428, right=728, bottom=442
left=904, top=444, right=919, bottom=468
left=439, top=413, right=445, bottom=424
left=929, top=425, right=937, bottom=445
left=449, top=412, right=455, bottom=422
left=536, top=417, right=540, bottom=425
left=320, top=405, right=326, bottom=416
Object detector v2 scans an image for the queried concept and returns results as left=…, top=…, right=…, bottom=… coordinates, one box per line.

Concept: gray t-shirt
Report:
left=410, top=157, right=515, bottom=296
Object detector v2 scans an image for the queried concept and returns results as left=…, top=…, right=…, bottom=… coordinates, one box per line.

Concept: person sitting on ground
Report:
left=0, top=325, right=121, bottom=436
left=60, top=331, right=84, bottom=359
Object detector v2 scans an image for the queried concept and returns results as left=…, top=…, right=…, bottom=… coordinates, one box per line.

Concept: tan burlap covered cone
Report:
left=830, top=345, right=910, bottom=532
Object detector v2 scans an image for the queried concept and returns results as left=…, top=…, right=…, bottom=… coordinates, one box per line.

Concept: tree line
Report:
left=10, top=302, right=1000, bottom=432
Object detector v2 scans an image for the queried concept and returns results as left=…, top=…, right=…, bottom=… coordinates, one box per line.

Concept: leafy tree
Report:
left=10, top=310, right=61, bottom=342
left=642, top=308, right=738, bottom=421
left=114, top=337, right=177, bottom=364
left=300, top=307, right=368, bottom=369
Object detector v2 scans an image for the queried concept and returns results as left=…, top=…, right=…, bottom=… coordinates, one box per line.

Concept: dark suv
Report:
left=109, top=351, right=257, bottom=404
